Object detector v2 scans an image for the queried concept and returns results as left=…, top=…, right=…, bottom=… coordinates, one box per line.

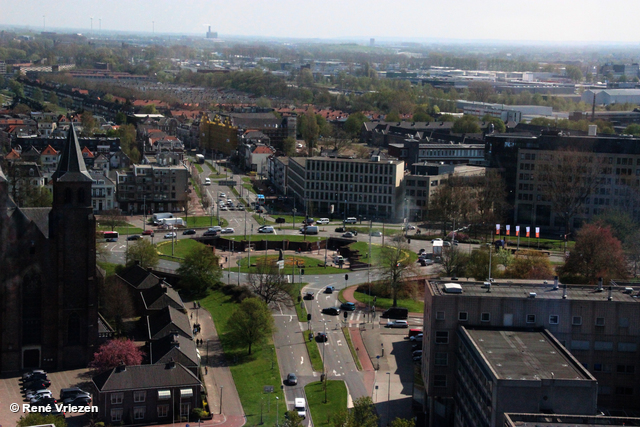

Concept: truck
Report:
left=381, top=307, right=409, bottom=320
left=195, top=154, right=205, bottom=164
left=299, top=225, right=319, bottom=235
left=152, top=213, right=173, bottom=223
left=294, top=398, right=306, bottom=419
left=160, top=218, right=186, bottom=227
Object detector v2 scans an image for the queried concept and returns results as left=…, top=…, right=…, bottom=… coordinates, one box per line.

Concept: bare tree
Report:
left=379, top=235, right=417, bottom=307
left=247, top=260, right=294, bottom=306
left=473, top=169, right=508, bottom=239
left=429, top=176, right=475, bottom=235
left=100, top=276, right=136, bottom=335
left=440, top=246, right=468, bottom=277
left=539, top=148, right=601, bottom=234
left=100, top=208, right=126, bottom=231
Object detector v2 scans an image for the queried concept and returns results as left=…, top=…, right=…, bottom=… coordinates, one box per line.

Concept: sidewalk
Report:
left=347, top=327, right=376, bottom=396
left=185, top=304, right=246, bottom=427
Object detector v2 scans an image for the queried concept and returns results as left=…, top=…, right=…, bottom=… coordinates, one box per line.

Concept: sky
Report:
left=2, top=0, right=640, bottom=43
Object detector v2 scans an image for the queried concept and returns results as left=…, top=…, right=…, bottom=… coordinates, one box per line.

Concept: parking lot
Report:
left=0, top=368, right=94, bottom=426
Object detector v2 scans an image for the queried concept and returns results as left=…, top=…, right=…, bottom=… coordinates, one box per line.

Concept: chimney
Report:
left=148, top=267, right=153, bottom=272
left=116, top=364, right=126, bottom=372
left=597, top=277, right=604, bottom=292
left=553, top=276, right=559, bottom=291
left=166, top=358, right=176, bottom=369
left=608, top=286, right=613, bottom=301
left=562, top=283, right=567, bottom=299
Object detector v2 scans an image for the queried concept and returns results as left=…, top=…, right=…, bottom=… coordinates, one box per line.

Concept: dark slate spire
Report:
left=52, top=123, right=93, bottom=182
left=0, top=163, right=6, bottom=183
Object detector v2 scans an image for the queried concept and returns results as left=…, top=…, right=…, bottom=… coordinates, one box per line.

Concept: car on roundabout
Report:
left=164, top=232, right=177, bottom=239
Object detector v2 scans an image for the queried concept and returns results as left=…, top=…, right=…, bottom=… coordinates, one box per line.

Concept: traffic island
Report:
left=304, top=380, right=348, bottom=427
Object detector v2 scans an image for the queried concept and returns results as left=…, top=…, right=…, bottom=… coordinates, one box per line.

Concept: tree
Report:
left=100, top=276, right=136, bottom=335
left=23, top=186, right=52, bottom=207
left=125, top=239, right=159, bottom=269
left=81, top=110, right=97, bottom=136
left=226, top=297, right=275, bottom=355
left=17, top=413, right=67, bottom=427
left=256, top=97, right=272, bottom=108
left=115, top=111, right=127, bottom=125
left=452, top=115, right=481, bottom=134
left=440, top=246, right=468, bottom=277
left=8, top=79, right=24, bottom=97
left=465, top=247, right=500, bottom=281
left=282, top=137, right=296, bottom=156
left=565, top=65, right=583, bottom=82
left=344, top=112, right=369, bottom=137
left=247, top=260, right=294, bottom=306
left=88, top=338, right=145, bottom=373
left=13, top=103, right=30, bottom=114
left=560, top=223, right=627, bottom=284
left=177, top=244, right=222, bottom=297
left=473, top=169, right=508, bottom=237
left=379, top=236, right=416, bottom=307
left=504, top=250, right=555, bottom=280
left=48, top=92, right=58, bottom=105
left=385, top=110, right=401, bottom=122
left=592, top=209, right=637, bottom=247
left=539, top=148, right=601, bottom=235
left=100, top=208, right=126, bottom=231
left=468, top=81, right=494, bottom=102
left=283, top=411, right=304, bottom=427
left=301, top=109, right=319, bottom=155
left=331, top=396, right=378, bottom=427
left=141, top=104, right=158, bottom=114
left=481, top=115, right=506, bottom=133
left=32, top=87, right=44, bottom=103
left=390, top=419, right=416, bottom=427
left=429, top=177, right=474, bottom=235
left=624, top=123, right=640, bottom=136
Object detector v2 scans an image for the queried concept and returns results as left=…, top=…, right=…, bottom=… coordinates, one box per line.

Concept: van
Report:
left=345, top=217, right=357, bottom=224
left=294, top=397, right=306, bottom=419
left=334, top=255, right=345, bottom=264
left=204, top=178, right=211, bottom=185
left=60, top=387, right=87, bottom=401
left=300, top=226, right=319, bottom=235
left=317, top=218, right=330, bottom=224
left=381, top=307, right=409, bottom=320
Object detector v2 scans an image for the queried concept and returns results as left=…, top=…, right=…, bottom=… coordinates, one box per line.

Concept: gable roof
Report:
left=81, top=146, right=94, bottom=158
left=41, top=144, right=58, bottom=156
left=5, top=149, right=20, bottom=160
left=252, top=145, right=273, bottom=154
left=141, top=283, right=185, bottom=312
left=116, top=263, right=161, bottom=290
left=52, top=123, right=93, bottom=182
left=150, top=333, right=199, bottom=368
left=147, top=306, right=193, bottom=341
left=19, top=207, right=51, bottom=238
left=93, top=362, right=200, bottom=392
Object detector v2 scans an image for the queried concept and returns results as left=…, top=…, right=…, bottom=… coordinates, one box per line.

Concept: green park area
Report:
left=156, top=237, right=204, bottom=260
left=236, top=254, right=344, bottom=275
left=97, top=224, right=142, bottom=235
left=305, top=380, right=348, bottom=427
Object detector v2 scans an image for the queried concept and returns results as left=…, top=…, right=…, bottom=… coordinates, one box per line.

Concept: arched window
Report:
left=67, top=313, right=80, bottom=345
left=64, top=188, right=72, bottom=204
left=77, top=188, right=85, bottom=205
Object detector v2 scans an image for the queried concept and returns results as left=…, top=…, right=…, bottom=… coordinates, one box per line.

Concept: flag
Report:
left=506, top=225, right=510, bottom=236
left=496, top=224, right=501, bottom=235
left=516, top=225, right=520, bottom=237
left=535, top=227, right=540, bottom=238
left=526, top=226, right=530, bottom=237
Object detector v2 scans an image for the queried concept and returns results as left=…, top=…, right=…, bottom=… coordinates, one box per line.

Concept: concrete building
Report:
left=581, top=89, right=640, bottom=106
left=456, top=326, right=597, bottom=427
left=115, top=164, right=190, bottom=214
left=389, top=138, right=485, bottom=166
left=286, top=155, right=405, bottom=221
left=268, top=156, right=289, bottom=196
left=421, top=279, right=640, bottom=427
left=504, top=413, right=640, bottom=427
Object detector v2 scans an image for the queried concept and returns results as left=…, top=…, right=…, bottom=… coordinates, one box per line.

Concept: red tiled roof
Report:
left=81, top=146, right=94, bottom=158
left=41, top=144, right=58, bottom=155
left=5, top=149, right=21, bottom=159
left=253, top=146, right=273, bottom=154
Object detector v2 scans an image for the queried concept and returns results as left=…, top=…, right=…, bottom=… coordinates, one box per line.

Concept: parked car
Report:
left=418, top=258, right=434, bottom=266
left=22, top=370, right=47, bottom=381
left=303, top=292, right=315, bottom=300
left=32, top=397, right=57, bottom=407
left=30, top=391, right=53, bottom=404
left=220, top=205, right=228, bottom=211
left=23, top=378, right=51, bottom=390
left=370, top=231, right=382, bottom=237
left=220, top=227, right=235, bottom=234
left=342, top=232, right=355, bottom=238
left=410, top=333, right=423, bottom=342
left=413, top=355, right=422, bottom=362
left=322, top=307, right=341, bottom=315
left=316, top=332, right=328, bottom=342
left=142, top=229, right=154, bottom=236
left=345, top=217, right=357, bottom=224
left=431, top=238, right=443, bottom=243
left=164, top=232, right=176, bottom=238
left=387, top=320, right=409, bottom=328
left=204, top=178, right=211, bottom=185
left=340, top=302, right=356, bottom=311
left=316, top=218, right=330, bottom=225
left=219, top=192, right=226, bottom=198
left=324, top=286, right=335, bottom=294
left=60, top=387, right=88, bottom=401
left=183, top=229, right=196, bottom=235
left=237, top=204, right=245, bottom=210
left=286, top=373, right=298, bottom=386
left=26, top=389, right=51, bottom=400
left=64, top=395, right=92, bottom=406
left=258, top=226, right=275, bottom=233
left=302, top=218, right=314, bottom=225
left=418, top=248, right=426, bottom=255
left=127, top=235, right=141, bottom=241
left=405, top=225, right=416, bottom=230
left=412, top=350, right=423, bottom=357
left=209, top=226, right=222, bottom=232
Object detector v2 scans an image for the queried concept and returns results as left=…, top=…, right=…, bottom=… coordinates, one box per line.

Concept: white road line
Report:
left=337, top=340, right=342, bottom=346
left=289, top=315, right=293, bottom=322
left=300, top=357, right=304, bottom=365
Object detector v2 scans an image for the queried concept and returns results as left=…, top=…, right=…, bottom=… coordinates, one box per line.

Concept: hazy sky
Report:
left=2, top=0, right=639, bottom=43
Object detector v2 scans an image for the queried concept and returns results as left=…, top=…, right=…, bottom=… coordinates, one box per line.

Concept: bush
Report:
left=220, top=284, right=253, bottom=302
left=192, top=408, right=206, bottom=421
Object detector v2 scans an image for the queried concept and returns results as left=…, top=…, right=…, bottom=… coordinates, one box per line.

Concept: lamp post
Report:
left=275, top=396, right=279, bottom=426
left=387, top=372, right=391, bottom=425
left=143, top=195, right=146, bottom=231
left=220, top=385, right=223, bottom=415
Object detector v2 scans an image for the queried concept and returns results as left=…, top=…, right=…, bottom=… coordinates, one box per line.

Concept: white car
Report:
left=26, top=389, right=51, bottom=400
left=220, top=227, right=235, bottom=234
left=387, top=320, right=409, bottom=328
left=208, top=226, right=222, bottom=232
left=220, top=205, right=227, bottom=211
left=258, top=226, right=275, bottom=233
left=405, top=225, right=416, bottom=230
left=431, top=238, right=443, bottom=243
left=164, top=232, right=176, bottom=238
left=237, top=204, right=245, bottom=210
left=219, top=193, right=226, bottom=198
left=316, top=218, right=330, bottom=225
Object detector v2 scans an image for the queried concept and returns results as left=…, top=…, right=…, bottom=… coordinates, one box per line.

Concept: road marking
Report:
left=301, top=357, right=304, bottom=365
left=289, top=315, right=293, bottom=322
left=337, top=340, right=342, bottom=346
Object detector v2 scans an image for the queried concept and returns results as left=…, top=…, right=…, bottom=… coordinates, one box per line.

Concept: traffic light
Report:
left=301, top=269, right=305, bottom=275
left=408, top=238, right=411, bottom=244
left=343, top=311, right=348, bottom=319
left=345, top=274, right=349, bottom=281
left=307, top=313, right=311, bottom=321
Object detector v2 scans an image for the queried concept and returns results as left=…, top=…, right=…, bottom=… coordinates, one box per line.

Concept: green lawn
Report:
left=242, top=177, right=252, bottom=183
left=97, top=225, right=143, bottom=235
left=97, top=261, right=118, bottom=278
left=156, top=238, right=205, bottom=259
left=184, top=216, right=227, bottom=228
left=208, top=173, right=227, bottom=179
left=236, top=255, right=344, bottom=275
left=352, top=289, right=424, bottom=313
left=243, top=183, right=257, bottom=194
left=348, top=241, right=418, bottom=264
left=195, top=163, right=204, bottom=173
left=305, top=329, right=324, bottom=372
left=305, top=381, right=348, bottom=427
left=295, top=297, right=308, bottom=322
left=341, top=327, right=362, bottom=370
left=200, top=290, right=284, bottom=426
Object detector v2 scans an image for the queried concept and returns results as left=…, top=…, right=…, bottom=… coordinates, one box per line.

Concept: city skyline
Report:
left=2, top=0, right=640, bottom=43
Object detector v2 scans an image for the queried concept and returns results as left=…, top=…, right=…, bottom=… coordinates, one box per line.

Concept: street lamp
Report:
left=387, top=372, right=391, bottom=424
left=275, top=396, right=279, bottom=426
left=220, top=385, right=223, bottom=415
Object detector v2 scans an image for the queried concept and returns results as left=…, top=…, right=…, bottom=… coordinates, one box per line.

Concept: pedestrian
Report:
left=205, top=366, right=208, bottom=375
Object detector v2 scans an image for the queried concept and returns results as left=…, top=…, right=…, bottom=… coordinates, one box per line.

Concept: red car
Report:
left=142, top=230, right=154, bottom=236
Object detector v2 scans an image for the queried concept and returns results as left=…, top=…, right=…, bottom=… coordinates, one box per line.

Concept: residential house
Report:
left=40, top=144, right=59, bottom=172
left=89, top=171, right=116, bottom=213
left=150, top=333, right=200, bottom=375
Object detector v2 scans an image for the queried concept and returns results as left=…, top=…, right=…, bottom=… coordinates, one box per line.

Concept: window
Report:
left=435, top=311, right=445, bottom=321
left=111, top=408, right=123, bottom=422
left=458, top=312, right=469, bottom=321
left=435, top=331, right=449, bottom=344
left=158, top=390, right=171, bottom=400
left=134, top=407, right=146, bottom=420
left=158, top=404, right=169, bottom=418
left=617, top=365, right=635, bottom=374
left=435, top=352, right=448, bottom=366
left=134, top=391, right=146, bottom=402
left=572, top=316, right=582, bottom=326
left=526, top=314, right=536, bottom=324
left=594, top=341, right=613, bottom=351
left=434, top=375, right=447, bottom=387
left=180, top=403, right=191, bottom=417
left=481, top=313, right=491, bottom=322
left=618, top=342, right=638, bottom=352
left=111, top=393, right=124, bottom=404
left=549, top=315, right=559, bottom=325
left=619, top=318, right=630, bottom=328
left=599, top=386, right=612, bottom=395
left=615, top=387, right=634, bottom=396
left=596, top=317, right=605, bottom=326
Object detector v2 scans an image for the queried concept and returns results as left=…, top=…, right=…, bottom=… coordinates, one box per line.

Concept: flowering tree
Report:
left=89, top=339, right=145, bottom=373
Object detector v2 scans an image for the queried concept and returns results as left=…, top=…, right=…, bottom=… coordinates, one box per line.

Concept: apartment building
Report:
left=422, top=280, right=640, bottom=427
left=389, top=139, right=485, bottom=166
left=90, top=171, right=116, bottom=213
left=456, top=326, right=597, bottom=427
left=268, top=156, right=289, bottom=196
left=286, top=155, right=405, bottom=221
left=116, top=164, right=190, bottom=214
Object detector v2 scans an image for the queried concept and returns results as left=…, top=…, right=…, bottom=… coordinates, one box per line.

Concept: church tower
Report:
left=47, top=123, right=98, bottom=369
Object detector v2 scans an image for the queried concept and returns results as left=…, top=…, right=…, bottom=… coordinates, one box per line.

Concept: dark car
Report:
left=127, top=234, right=141, bottom=241
left=22, top=370, right=47, bottom=382
left=322, top=307, right=341, bottom=315
left=203, top=230, right=218, bottom=236
left=340, top=302, right=356, bottom=311
left=23, top=380, right=50, bottom=391
left=303, top=292, right=315, bottom=300
left=324, top=286, right=334, bottom=294
left=60, top=387, right=87, bottom=401
left=182, top=229, right=197, bottom=235
left=285, top=373, right=298, bottom=386
left=64, top=395, right=91, bottom=406
left=335, top=227, right=346, bottom=233
left=316, top=332, right=328, bottom=342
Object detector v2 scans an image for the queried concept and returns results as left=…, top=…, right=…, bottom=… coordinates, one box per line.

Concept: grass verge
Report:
left=243, top=183, right=257, bottom=194
left=97, top=261, right=118, bottom=278
left=200, top=290, right=284, bottom=426
left=341, top=327, right=362, bottom=371
left=295, top=299, right=308, bottom=322
left=185, top=216, right=226, bottom=228
left=195, top=163, right=204, bottom=173
left=305, top=380, right=348, bottom=427
left=305, top=329, right=324, bottom=372
left=237, top=254, right=343, bottom=275
left=190, top=178, right=202, bottom=200
left=156, top=238, right=205, bottom=259
left=97, top=225, right=143, bottom=235
left=352, top=290, right=424, bottom=313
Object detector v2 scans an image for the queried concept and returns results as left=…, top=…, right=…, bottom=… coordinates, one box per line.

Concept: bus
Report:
left=103, top=231, right=119, bottom=241
left=256, top=194, right=265, bottom=205
left=195, top=154, right=205, bottom=164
